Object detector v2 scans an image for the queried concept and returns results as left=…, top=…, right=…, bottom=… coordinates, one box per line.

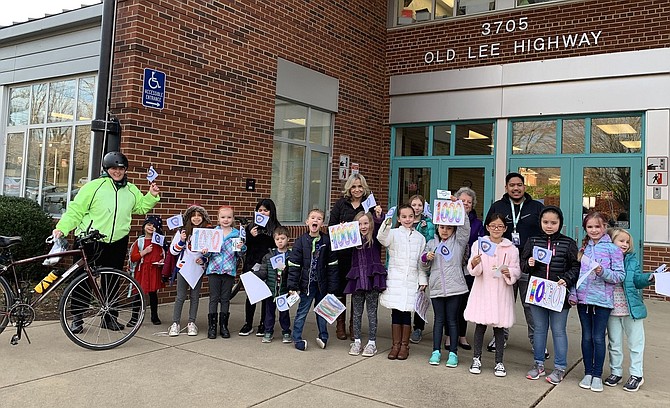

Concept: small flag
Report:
left=254, top=212, right=269, bottom=227
left=532, top=246, right=552, bottom=264
left=478, top=237, right=497, bottom=256
left=362, top=193, right=377, bottom=214
left=437, top=242, right=453, bottom=262
left=146, top=166, right=158, bottom=183
left=151, top=232, right=165, bottom=246
left=166, top=214, right=183, bottom=230
left=385, top=206, right=396, bottom=220
left=270, top=253, right=286, bottom=270
left=239, top=225, right=246, bottom=240
left=423, top=202, right=432, bottom=218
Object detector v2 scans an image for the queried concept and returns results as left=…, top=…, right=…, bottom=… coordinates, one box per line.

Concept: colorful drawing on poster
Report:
left=254, top=212, right=269, bottom=227
left=525, top=276, right=566, bottom=312
left=191, top=228, right=223, bottom=253
left=166, top=214, right=183, bottom=230
left=432, top=199, right=465, bottom=226
left=414, top=290, right=430, bottom=321
left=328, top=221, right=362, bottom=251
left=314, top=294, right=346, bottom=324
left=533, top=246, right=553, bottom=264
left=478, top=236, right=497, bottom=257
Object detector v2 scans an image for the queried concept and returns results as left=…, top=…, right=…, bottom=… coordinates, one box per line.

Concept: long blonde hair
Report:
left=608, top=227, right=634, bottom=254
left=354, top=211, right=374, bottom=248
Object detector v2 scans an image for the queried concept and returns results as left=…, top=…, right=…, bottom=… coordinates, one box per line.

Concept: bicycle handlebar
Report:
left=76, top=229, right=107, bottom=245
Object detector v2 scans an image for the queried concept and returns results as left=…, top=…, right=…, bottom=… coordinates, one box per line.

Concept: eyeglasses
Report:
left=487, top=224, right=506, bottom=230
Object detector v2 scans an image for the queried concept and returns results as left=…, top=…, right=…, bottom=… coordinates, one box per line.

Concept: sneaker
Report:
left=604, top=374, right=623, bottom=387
left=349, top=342, right=362, bottom=356
left=526, top=363, right=546, bottom=380
left=494, top=362, right=507, bottom=377
left=579, top=374, right=593, bottom=389
left=590, top=377, right=604, bottom=392
left=295, top=339, right=307, bottom=351
left=469, top=357, right=482, bottom=374
left=446, top=352, right=458, bottom=368
left=255, top=324, right=265, bottom=337
left=623, top=375, right=644, bottom=392
left=546, top=369, right=565, bottom=385
left=187, top=322, right=198, bottom=336
left=361, top=343, right=377, bottom=357
left=409, top=329, right=422, bottom=344
left=262, top=333, right=273, bottom=343
left=316, top=337, right=327, bottom=349
left=282, top=333, right=292, bottom=343
left=429, top=350, right=441, bottom=365
left=168, top=322, right=180, bottom=337
left=238, top=323, right=253, bottom=336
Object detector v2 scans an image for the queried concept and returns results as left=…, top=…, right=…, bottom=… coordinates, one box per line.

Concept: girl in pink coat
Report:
left=465, top=212, right=521, bottom=378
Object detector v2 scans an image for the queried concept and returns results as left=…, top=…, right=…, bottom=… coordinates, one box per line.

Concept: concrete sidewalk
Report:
left=1, top=296, right=668, bottom=407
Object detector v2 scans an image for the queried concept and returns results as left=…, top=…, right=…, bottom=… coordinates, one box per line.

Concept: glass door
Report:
left=390, top=159, right=439, bottom=207
left=437, top=159, right=494, bottom=218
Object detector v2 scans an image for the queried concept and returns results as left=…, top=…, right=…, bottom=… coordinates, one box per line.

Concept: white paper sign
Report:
left=151, top=232, right=165, bottom=246
left=240, top=272, right=272, bottom=304
left=414, top=290, right=430, bottom=321
left=314, top=294, right=346, bottom=324
left=653, top=272, right=670, bottom=297
left=362, top=193, right=377, bottom=214
left=270, top=253, right=285, bottom=270
left=532, top=246, right=553, bottom=264
left=166, top=214, right=183, bottom=230
left=576, top=255, right=600, bottom=288
left=177, top=259, right=204, bottom=289
left=328, top=221, right=362, bottom=251
left=525, top=276, right=566, bottom=312
left=191, top=228, right=223, bottom=253
left=287, top=292, right=300, bottom=307
left=231, top=237, right=242, bottom=252
left=254, top=212, right=269, bottom=227
left=436, top=189, right=451, bottom=199
left=146, top=165, right=158, bottom=182
left=432, top=199, right=465, bottom=226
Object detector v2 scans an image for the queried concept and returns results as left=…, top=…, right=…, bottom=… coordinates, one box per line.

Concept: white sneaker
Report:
left=469, top=357, right=482, bottom=374
left=187, top=322, right=198, bottom=336
left=168, top=323, right=180, bottom=337
left=361, top=342, right=377, bottom=357
left=494, top=362, right=507, bottom=377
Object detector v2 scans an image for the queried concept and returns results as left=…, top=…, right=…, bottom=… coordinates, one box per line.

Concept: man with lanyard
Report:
left=485, top=172, right=544, bottom=355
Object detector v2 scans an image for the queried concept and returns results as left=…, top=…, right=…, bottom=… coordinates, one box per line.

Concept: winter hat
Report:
left=183, top=204, right=211, bottom=226
left=143, top=215, right=164, bottom=236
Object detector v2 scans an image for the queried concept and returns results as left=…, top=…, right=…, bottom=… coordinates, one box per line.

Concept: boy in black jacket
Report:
left=288, top=209, right=339, bottom=351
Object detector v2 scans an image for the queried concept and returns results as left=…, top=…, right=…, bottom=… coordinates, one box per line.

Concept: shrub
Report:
left=0, top=196, right=54, bottom=281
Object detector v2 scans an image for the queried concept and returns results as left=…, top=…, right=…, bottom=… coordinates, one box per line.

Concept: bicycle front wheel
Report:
left=59, top=268, right=145, bottom=350
left=0, top=277, right=14, bottom=334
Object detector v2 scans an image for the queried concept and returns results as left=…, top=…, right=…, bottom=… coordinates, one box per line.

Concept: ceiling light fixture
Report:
left=596, top=124, right=637, bottom=134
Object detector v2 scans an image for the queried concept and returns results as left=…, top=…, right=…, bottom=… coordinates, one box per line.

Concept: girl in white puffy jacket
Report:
left=377, top=203, right=427, bottom=361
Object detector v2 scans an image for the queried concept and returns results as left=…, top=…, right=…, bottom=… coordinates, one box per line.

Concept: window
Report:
left=271, top=99, right=333, bottom=223
left=394, top=121, right=495, bottom=157
left=512, top=120, right=557, bottom=155
left=2, top=75, right=96, bottom=217
left=395, top=126, right=428, bottom=156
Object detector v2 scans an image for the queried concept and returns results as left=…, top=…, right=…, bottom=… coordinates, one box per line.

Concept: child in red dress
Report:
left=129, top=215, right=166, bottom=325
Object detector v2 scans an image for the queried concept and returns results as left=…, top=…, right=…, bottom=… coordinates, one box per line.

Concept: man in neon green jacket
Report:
left=53, top=151, right=160, bottom=332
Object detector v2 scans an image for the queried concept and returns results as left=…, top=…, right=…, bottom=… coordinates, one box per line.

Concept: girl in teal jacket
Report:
left=604, top=228, right=654, bottom=392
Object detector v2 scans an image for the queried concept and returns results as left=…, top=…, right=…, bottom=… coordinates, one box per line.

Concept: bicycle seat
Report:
left=0, top=236, right=22, bottom=248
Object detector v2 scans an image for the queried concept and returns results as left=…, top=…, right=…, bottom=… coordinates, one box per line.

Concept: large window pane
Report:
left=562, top=119, right=585, bottom=154
left=308, top=109, right=331, bottom=147
left=512, top=120, right=557, bottom=154
left=582, top=167, right=631, bottom=227
left=3, top=133, right=25, bottom=196
left=25, top=129, right=44, bottom=200
left=274, top=100, right=306, bottom=141
left=519, top=167, right=561, bottom=207
left=436, top=0, right=455, bottom=18
left=448, top=167, right=485, bottom=216
left=77, top=77, right=96, bottom=121
left=397, top=167, right=431, bottom=205
left=433, top=125, right=451, bottom=155
left=73, top=126, right=91, bottom=187
left=591, top=116, right=641, bottom=153
left=271, top=141, right=305, bottom=223
left=31, top=84, right=47, bottom=124
left=455, top=123, right=494, bottom=155
left=48, top=79, right=76, bottom=123
left=309, top=151, right=329, bottom=215
left=8, top=86, right=30, bottom=126
left=457, top=0, right=495, bottom=15
left=395, top=126, right=428, bottom=156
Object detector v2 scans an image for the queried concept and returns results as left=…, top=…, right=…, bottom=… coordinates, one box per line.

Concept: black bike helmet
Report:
left=102, top=151, right=129, bottom=170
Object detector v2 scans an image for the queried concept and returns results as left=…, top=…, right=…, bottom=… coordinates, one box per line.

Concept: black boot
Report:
left=220, top=312, right=230, bottom=338
left=150, top=292, right=161, bottom=325
left=101, top=314, right=124, bottom=331
left=207, top=313, right=218, bottom=339
left=126, top=295, right=141, bottom=327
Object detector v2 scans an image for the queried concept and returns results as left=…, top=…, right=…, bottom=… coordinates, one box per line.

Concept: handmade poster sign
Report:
left=478, top=237, right=497, bottom=257
left=432, top=199, right=465, bottom=226
left=270, top=253, right=286, bottom=270
left=151, top=232, right=165, bottom=246
left=385, top=206, right=397, bottom=220
left=423, top=202, right=432, bottom=218
left=178, top=259, right=205, bottom=290
left=328, top=221, right=362, bottom=251
left=576, top=254, right=600, bottom=288
left=436, top=189, right=451, bottom=199
left=532, top=246, right=553, bottom=265
left=254, top=212, right=269, bottom=227
left=437, top=242, right=453, bottom=262
left=653, top=271, right=670, bottom=297
left=362, top=193, right=377, bottom=213
left=240, top=272, right=272, bottom=304
left=191, top=228, right=223, bottom=253
left=525, top=276, right=566, bottom=312
left=314, top=294, right=346, bottom=324
left=414, top=290, right=430, bottom=321
left=166, top=214, right=183, bottom=230
left=146, top=165, right=158, bottom=182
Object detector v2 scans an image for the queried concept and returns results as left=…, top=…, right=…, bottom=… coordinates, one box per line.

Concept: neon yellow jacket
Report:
left=55, top=177, right=160, bottom=243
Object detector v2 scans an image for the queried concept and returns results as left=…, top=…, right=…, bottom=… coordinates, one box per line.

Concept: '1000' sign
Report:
left=433, top=200, right=465, bottom=226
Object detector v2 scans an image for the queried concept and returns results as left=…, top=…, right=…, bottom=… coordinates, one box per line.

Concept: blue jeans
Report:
left=431, top=296, right=460, bottom=353
left=577, top=304, right=611, bottom=377
left=292, top=281, right=328, bottom=343
left=530, top=305, right=569, bottom=369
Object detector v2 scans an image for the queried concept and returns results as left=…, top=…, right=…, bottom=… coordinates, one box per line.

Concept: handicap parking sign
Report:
left=142, top=68, right=166, bottom=109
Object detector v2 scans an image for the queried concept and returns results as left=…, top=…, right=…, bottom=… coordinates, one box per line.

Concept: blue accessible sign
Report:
left=142, top=68, right=166, bottom=109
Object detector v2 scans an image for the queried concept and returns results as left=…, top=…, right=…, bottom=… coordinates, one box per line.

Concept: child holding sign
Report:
left=128, top=215, right=166, bottom=325
left=287, top=209, right=339, bottom=351
left=344, top=208, right=386, bottom=357
left=421, top=208, right=470, bottom=368
left=378, top=204, right=427, bottom=361
left=408, top=195, right=435, bottom=344
left=204, top=206, right=246, bottom=339
left=521, top=206, right=580, bottom=384
left=257, top=226, right=293, bottom=344
left=604, top=228, right=654, bottom=392
left=464, top=213, right=520, bottom=377
left=569, top=212, right=625, bottom=392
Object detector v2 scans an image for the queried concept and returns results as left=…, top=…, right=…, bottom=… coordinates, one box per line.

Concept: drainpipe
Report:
left=90, top=0, right=118, bottom=180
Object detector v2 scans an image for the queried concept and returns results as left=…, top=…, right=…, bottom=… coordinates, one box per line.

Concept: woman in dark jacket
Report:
left=328, top=173, right=371, bottom=340
left=520, top=206, right=580, bottom=385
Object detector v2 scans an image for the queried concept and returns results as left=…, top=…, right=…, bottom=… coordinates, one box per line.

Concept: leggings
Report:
left=172, top=273, right=202, bottom=323
left=351, top=291, right=380, bottom=341
left=473, top=324, right=505, bottom=364
left=208, top=274, right=235, bottom=314
left=391, top=309, right=412, bottom=325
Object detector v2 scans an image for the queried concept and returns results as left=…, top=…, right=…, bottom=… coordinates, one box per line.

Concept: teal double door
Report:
left=390, top=158, right=494, bottom=219
left=508, top=156, right=643, bottom=252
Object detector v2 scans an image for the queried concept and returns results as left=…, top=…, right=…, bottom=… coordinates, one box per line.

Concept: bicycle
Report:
left=0, top=229, right=145, bottom=350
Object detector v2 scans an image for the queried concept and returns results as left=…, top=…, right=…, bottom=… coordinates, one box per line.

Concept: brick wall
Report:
left=387, top=0, right=670, bottom=76
left=643, top=244, right=670, bottom=301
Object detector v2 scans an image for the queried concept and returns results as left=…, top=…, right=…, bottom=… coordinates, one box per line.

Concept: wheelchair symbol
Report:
left=148, top=71, right=161, bottom=90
